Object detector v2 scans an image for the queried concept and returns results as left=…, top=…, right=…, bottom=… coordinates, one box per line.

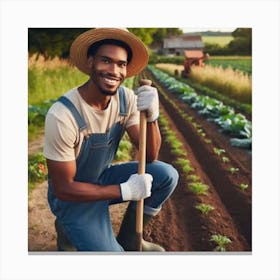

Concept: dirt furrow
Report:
left=143, top=70, right=252, bottom=249
left=143, top=102, right=249, bottom=251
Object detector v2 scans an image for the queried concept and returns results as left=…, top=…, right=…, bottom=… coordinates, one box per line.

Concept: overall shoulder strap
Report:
left=118, top=86, right=127, bottom=116
left=57, top=96, right=87, bottom=132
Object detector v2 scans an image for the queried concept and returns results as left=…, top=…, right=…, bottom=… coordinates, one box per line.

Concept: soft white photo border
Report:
left=1, top=0, right=279, bottom=279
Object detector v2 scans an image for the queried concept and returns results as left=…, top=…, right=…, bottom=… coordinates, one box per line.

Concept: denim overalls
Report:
left=47, top=87, right=179, bottom=251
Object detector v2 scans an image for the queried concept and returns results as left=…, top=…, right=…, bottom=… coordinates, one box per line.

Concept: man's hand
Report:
left=135, top=85, right=159, bottom=122
left=120, top=174, right=153, bottom=201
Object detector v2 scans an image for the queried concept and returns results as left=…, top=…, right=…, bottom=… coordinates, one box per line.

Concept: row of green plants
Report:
left=180, top=78, right=252, bottom=115
left=159, top=111, right=232, bottom=252
left=205, top=57, right=252, bottom=75
left=155, top=63, right=251, bottom=115
left=152, top=70, right=250, bottom=249
left=149, top=65, right=252, bottom=150
left=151, top=72, right=250, bottom=193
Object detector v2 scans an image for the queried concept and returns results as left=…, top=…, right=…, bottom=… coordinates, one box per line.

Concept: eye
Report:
left=101, top=57, right=110, bottom=64
left=119, top=61, right=127, bottom=68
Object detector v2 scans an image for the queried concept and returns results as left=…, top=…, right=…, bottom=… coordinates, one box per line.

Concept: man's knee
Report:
left=150, top=161, right=179, bottom=192
left=161, top=161, right=179, bottom=191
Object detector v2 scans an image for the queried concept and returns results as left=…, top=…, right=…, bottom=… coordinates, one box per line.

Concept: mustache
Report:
left=100, top=72, right=123, bottom=81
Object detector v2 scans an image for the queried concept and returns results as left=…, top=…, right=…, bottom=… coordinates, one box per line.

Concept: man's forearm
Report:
left=54, top=181, right=121, bottom=202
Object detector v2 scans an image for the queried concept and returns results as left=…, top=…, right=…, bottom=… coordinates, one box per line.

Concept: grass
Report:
left=28, top=53, right=135, bottom=142
left=28, top=54, right=134, bottom=105
left=155, top=63, right=184, bottom=76
left=28, top=55, right=88, bottom=105
left=28, top=54, right=136, bottom=194
left=202, top=36, right=233, bottom=46
left=155, top=62, right=252, bottom=104
left=188, top=64, right=251, bottom=104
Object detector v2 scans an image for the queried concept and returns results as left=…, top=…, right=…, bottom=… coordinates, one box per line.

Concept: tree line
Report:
left=204, top=28, right=252, bottom=55
left=28, top=28, right=251, bottom=59
left=28, top=28, right=183, bottom=59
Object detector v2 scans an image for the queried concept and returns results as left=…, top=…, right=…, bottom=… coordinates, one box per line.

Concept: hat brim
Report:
left=70, top=28, right=149, bottom=77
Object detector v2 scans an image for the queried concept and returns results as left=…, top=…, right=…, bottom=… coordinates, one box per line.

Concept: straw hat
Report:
left=70, top=28, right=149, bottom=77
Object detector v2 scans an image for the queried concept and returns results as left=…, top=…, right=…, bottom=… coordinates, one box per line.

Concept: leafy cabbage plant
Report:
left=149, top=65, right=252, bottom=149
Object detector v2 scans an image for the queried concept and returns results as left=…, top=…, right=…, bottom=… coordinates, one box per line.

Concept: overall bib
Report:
left=47, top=87, right=179, bottom=251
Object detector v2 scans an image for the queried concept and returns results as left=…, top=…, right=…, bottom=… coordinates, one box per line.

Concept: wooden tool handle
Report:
left=136, top=78, right=152, bottom=251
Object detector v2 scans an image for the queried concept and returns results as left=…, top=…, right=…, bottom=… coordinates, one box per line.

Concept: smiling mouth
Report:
left=103, top=77, right=120, bottom=86
left=100, top=73, right=122, bottom=86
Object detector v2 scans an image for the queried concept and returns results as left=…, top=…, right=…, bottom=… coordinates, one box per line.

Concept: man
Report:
left=44, top=28, right=179, bottom=252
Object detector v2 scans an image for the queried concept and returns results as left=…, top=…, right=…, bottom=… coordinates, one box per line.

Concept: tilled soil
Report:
left=28, top=71, right=251, bottom=252
left=143, top=70, right=251, bottom=251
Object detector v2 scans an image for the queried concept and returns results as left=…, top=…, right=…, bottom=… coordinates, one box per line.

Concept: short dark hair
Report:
left=87, top=39, right=133, bottom=64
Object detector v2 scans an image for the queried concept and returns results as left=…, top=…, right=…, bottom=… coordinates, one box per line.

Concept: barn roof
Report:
left=184, top=50, right=204, bottom=58
left=163, top=35, right=204, bottom=49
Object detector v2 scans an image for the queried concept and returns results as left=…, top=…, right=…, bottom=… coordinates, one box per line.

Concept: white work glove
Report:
left=135, top=85, right=159, bottom=122
left=120, top=173, right=153, bottom=201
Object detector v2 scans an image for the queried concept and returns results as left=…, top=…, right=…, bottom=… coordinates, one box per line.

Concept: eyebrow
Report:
left=99, top=55, right=128, bottom=64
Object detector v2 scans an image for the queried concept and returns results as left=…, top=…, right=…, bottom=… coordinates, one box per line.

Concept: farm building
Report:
left=181, top=50, right=209, bottom=77
left=184, top=50, right=205, bottom=66
left=162, top=34, right=204, bottom=56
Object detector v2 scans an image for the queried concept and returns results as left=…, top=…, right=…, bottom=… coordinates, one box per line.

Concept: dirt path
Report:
left=28, top=181, right=128, bottom=251
left=28, top=181, right=57, bottom=251
left=28, top=133, right=129, bottom=251
left=28, top=130, right=45, bottom=155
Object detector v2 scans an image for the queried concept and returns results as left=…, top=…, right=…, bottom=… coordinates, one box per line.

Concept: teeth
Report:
left=104, top=77, right=118, bottom=85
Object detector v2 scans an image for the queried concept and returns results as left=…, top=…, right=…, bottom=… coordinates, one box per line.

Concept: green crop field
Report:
left=205, top=56, right=252, bottom=75
left=202, top=36, right=233, bottom=46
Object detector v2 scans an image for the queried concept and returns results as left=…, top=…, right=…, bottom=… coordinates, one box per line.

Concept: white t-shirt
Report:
left=43, top=87, right=139, bottom=161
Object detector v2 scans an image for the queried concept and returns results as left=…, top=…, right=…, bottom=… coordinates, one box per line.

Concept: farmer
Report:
left=44, top=28, right=179, bottom=252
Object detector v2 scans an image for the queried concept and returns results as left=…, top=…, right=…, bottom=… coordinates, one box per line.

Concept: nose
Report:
left=107, top=62, right=119, bottom=75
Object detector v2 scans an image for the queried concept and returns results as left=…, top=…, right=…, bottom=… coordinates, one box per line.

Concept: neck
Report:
left=78, top=80, right=111, bottom=110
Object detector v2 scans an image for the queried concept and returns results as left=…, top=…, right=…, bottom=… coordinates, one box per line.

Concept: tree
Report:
left=28, top=28, right=90, bottom=58
left=128, top=28, right=158, bottom=47
left=28, top=28, right=184, bottom=58
left=152, top=28, right=183, bottom=43
left=228, top=28, right=252, bottom=55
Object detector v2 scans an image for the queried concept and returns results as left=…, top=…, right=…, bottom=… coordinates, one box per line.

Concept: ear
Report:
left=87, top=56, right=94, bottom=68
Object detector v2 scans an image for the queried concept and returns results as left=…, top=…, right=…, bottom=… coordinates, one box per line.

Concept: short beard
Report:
left=99, top=88, right=118, bottom=96
left=91, top=71, right=122, bottom=96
